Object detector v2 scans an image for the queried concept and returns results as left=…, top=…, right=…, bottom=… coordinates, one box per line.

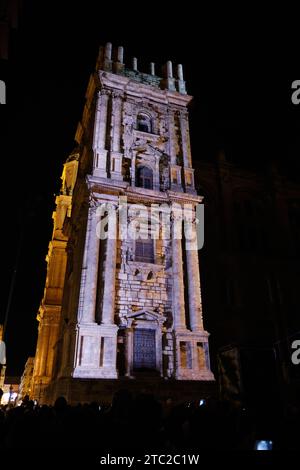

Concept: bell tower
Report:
left=34, top=43, right=214, bottom=402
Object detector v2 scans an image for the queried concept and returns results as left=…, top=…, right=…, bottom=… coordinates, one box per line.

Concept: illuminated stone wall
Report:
left=33, top=44, right=214, bottom=401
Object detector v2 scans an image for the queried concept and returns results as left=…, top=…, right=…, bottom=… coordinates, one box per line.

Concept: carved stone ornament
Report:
left=126, top=260, right=164, bottom=281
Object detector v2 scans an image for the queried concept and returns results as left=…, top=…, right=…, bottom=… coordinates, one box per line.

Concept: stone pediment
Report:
left=123, top=309, right=166, bottom=327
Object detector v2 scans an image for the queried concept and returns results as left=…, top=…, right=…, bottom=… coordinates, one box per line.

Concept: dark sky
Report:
left=1, top=1, right=300, bottom=375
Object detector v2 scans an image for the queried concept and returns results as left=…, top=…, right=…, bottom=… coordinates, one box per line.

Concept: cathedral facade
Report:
left=32, top=44, right=214, bottom=402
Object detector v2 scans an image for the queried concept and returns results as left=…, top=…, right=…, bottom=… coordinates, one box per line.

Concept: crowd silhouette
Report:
left=0, top=389, right=299, bottom=451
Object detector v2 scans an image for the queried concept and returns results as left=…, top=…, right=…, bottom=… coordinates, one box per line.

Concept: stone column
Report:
left=73, top=203, right=118, bottom=380
left=180, top=111, right=192, bottom=168
left=125, top=327, right=134, bottom=377
left=112, top=93, right=122, bottom=153
left=45, top=315, right=59, bottom=378
left=185, top=219, right=203, bottom=332
left=172, top=216, right=186, bottom=330
left=169, top=109, right=182, bottom=190
left=60, top=326, right=70, bottom=376
left=78, top=205, right=100, bottom=323
left=131, top=151, right=136, bottom=186
left=34, top=322, right=43, bottom=377
left=93, top=90, right=110, bottom=178
left=155, top=318, right=166, bottom=377
left=33, top=323, right=42, bottom=378
left=101, top=205, right=117, bottom=324
left=110, top=92, right=123, bottom=180
left=154, top=158, right=160, bottom=191
left=37, top=321, right=49, bottom=377
left=168, top=109, right=177, bottom=165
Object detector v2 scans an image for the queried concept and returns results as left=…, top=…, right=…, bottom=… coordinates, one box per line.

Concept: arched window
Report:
left=137, top=113, right=152, bottom=133
left=136, top=166, right=153, bottom=189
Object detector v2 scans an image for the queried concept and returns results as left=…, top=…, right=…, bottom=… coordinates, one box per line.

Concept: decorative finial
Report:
left=105, top=42, right=112, bottom=60
left=117, top=46, right=124, bottom=63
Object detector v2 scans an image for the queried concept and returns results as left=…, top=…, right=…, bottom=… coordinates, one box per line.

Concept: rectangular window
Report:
left=135, top=238, right=155, bottom=263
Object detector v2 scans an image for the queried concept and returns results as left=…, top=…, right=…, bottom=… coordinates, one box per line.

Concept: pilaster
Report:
left=93, top=90, right=110, bottom=178
left=110, top=92, right=123, bottom=181
left=78, top=203, right=100, bottom=324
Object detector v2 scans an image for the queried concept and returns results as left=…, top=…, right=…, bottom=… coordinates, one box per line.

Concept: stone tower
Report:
left=32, top=152, right=79, bottom=399
left=33, top=44, right=214, bottom=402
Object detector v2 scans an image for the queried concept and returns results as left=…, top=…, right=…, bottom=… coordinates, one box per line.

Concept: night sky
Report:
left=1, top=1, right=300, bottom=376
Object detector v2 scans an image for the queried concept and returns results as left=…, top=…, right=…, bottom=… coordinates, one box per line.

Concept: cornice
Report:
left=99, top=71, right=192, bottom=108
